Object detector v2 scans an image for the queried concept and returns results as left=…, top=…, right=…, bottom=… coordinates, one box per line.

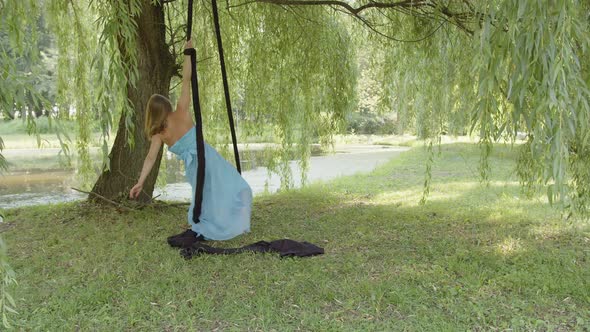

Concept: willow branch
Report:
left=227, top=0, right=480, bottom=36
left=229, top=0, right=430, bottom=14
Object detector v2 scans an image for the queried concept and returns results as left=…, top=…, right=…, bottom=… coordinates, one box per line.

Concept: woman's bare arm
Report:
left=138, top=135, right=162, bottom=185
left=130, top=135, right=163, bottom=198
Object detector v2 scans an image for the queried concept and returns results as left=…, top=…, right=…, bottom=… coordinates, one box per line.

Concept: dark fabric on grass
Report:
left=167, top=229, right=205, bottom=248
left=179, top=239, right=324, bottom=259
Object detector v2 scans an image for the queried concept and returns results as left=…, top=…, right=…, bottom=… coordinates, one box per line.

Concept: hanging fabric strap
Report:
left=211, top=0, right=241, bottom=173
left=186, top=0, right=205, bottom=224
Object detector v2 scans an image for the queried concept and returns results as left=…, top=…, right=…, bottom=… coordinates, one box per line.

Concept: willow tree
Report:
left=366, top=1, right=590, bottom=212
left=0, top=0, right=356, bottom=202
left=1, top=0, right=589, bottom=213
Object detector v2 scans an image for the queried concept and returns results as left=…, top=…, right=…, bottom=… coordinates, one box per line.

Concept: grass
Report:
left=0, top=118, right=77, bottom=135
left=2, top=149, right=104, bottom=172
left=0, top=118, right=274, bottom=150
left=2, top=143, right=590, bottom=330
left=1, top=118, right=417, bottom=151
left=0, top=118, right=95, bottom=149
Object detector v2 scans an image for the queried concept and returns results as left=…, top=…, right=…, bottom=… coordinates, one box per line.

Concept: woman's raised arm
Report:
left=176, top=39, right=193, bottom=116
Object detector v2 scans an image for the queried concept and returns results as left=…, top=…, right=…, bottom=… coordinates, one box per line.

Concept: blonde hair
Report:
left=145, top=94, right=173, bottom=138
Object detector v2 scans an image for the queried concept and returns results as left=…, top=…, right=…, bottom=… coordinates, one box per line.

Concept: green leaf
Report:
left=4, top=292, right=15, bottom=307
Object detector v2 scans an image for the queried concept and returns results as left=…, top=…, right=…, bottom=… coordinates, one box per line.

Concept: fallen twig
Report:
left=71, top=187, right=135, bottom=212
left=159, top=201, right=191, bottom=207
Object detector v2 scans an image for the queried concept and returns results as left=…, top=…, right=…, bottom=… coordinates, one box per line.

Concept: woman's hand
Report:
left=185, top=39, right=193, bottom=50
left=129, top=182, right=144, bottom=199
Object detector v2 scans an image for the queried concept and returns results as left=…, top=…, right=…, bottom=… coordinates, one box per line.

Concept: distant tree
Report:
left=0, top=12, right=57, bottom=119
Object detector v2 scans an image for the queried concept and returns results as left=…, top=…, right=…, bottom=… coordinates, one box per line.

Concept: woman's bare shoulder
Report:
left=175, top=101, right=190, bottom=117
left=173, top=104, right=193, bottom=123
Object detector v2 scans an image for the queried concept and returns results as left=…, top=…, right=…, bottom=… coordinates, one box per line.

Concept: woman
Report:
left=130, top=40, right=252, bottom=247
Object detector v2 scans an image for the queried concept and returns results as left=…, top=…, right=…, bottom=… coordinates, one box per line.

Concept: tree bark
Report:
left=91, top=0, right=175, bottom=203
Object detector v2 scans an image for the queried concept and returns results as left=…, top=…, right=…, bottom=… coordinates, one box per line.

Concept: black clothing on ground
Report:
left=167, top=229, right=205, bottom=248
left=179, top=239, right=324, bottom=259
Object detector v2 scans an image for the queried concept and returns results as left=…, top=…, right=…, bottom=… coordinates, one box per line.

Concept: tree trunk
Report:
left=91, top=0, right=175, bottom=203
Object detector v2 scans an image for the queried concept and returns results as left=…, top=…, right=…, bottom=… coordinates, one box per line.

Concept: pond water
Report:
left=0, top=145, right=409, bottom=209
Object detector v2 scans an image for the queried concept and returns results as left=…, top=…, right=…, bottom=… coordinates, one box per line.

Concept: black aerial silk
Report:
left=180, top=2, right=323, bottom=259
left=185, top=0, right=241, bottom=224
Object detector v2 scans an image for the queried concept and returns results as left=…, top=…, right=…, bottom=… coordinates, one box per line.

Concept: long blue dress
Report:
left=168, top=127, right=252, bottom=240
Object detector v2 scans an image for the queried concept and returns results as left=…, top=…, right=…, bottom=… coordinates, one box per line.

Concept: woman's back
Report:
left=158, top=108, right=194, bottom=147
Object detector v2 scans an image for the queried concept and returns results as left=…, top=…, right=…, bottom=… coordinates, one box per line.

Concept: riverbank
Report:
left=0, top=144, right=408, bottom=208
left=2, top=143, right=589, bottom=330
left=1, top=121, right=420, bottom=209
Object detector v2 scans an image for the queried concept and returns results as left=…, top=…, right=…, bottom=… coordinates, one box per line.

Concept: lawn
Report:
left=2, top=143, right=589, bottom=330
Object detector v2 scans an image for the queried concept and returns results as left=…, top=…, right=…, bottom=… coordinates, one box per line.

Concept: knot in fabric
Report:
left=179, top=148, right=197, bottom=166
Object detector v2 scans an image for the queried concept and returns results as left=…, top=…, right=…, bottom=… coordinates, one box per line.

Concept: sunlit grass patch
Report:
left=496, top=236, right=524, bottom=256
